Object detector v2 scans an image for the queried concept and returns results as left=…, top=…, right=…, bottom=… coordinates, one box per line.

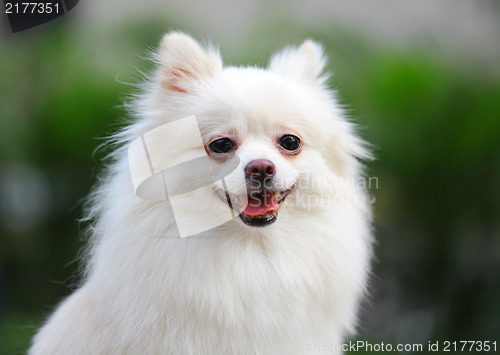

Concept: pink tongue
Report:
left=243, top=192, right=279, bottom=216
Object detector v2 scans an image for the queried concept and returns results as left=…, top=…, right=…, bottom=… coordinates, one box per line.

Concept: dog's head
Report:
left=135, top=32, right=370, bottom=230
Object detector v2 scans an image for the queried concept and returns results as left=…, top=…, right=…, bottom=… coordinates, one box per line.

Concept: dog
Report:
left=30, top=32, right=373, bottom=354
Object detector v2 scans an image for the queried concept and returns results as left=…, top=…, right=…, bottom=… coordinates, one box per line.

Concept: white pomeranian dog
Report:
left=30, top=32, right=373, bottom=354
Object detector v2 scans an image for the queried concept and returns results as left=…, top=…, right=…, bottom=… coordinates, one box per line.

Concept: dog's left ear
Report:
left=156, top=32, right=223, bottom=93
left=268, top=39, right=327, bottom=86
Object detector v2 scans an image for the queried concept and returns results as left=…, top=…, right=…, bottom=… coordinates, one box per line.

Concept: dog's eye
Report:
left=209, top=138, right=234, bottom=153
left=279, top=135, right=301, bottom=151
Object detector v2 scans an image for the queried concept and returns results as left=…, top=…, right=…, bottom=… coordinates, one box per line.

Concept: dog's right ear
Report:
left=156, top=32, right=222, bottom=93
left=268, top=39, right=327, bottom=87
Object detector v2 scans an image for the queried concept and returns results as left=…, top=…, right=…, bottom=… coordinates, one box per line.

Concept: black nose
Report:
left=245, top=159, right=275, bottom=187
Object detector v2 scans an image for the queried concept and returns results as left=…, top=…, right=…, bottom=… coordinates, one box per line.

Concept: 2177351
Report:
left=5, top=2, right=61, bottom=14
left=443, top=340, right=496, bottom=352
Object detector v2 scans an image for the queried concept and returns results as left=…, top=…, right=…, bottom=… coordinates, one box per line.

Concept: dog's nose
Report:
left=245, top=159, right=275, bottom=184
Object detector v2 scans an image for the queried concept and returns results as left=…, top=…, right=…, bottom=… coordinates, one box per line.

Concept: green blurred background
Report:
left=1, top=0, right=499, bottom=353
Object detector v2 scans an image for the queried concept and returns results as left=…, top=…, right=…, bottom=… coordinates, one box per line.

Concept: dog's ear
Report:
left=268, top=39, right=327, bottom=86
left=157, top=32, right=222, bottom=93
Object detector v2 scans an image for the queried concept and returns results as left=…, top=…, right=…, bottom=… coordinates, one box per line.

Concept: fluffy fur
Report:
left=30, top=32, right=373, bottom=354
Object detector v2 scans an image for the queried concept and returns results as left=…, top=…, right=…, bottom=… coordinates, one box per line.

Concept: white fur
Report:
left=30, top=32, right=373, bottom=355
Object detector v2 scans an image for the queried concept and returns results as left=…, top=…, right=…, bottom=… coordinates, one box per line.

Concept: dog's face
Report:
left=138, top=33, right=368, bottom=230
left=201, top=73, right=305, bottom=227
left=207, top=135, right=300, bottom=227
left=192, top=67, right=341, bottom=229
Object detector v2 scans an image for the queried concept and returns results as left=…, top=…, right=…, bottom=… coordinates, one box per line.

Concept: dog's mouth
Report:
left=214, top=187, right=294, bottom=227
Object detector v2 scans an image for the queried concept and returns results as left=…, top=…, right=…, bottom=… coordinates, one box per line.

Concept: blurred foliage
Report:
left=1, top=15, right=499, bottom=355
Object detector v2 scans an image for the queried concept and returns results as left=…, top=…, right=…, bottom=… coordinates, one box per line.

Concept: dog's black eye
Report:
left=279, top=135, right=301, bottom=151
left=209, top=138, right=234, bottom=153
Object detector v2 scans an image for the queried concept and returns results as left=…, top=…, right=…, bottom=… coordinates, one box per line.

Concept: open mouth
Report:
left=214, top=187, right=294, bottom=227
